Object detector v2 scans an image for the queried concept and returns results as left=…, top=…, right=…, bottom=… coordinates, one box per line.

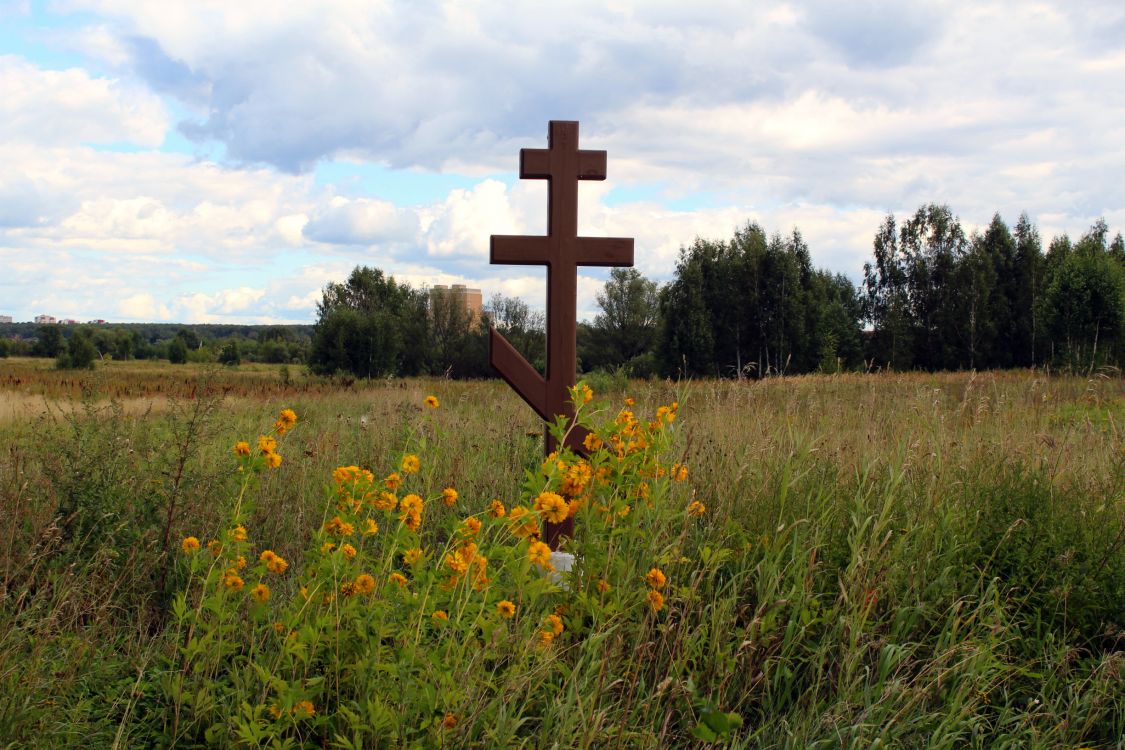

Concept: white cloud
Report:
left=119, top=292, right=170, bottom=320
left=0, top=55, right=168, bottom=146
left=303, top=197, right=419, bottom=246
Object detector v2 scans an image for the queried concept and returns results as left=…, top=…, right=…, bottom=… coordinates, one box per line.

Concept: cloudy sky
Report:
left=2, top=0, right=1123, bottom=323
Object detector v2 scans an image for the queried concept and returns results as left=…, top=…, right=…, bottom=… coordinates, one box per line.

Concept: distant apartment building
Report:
left=431, top=284, right=483, bottom=321
left=0, top=315, right=12, bottom=324
left=34, top=314, right=56, bottom=325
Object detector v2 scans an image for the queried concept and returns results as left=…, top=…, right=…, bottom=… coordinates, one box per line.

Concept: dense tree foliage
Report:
left=864, top=207, right=1125, bottom=371
left=658, top=224, right=864, bottom=378
left=306, top=269, right=545, bottom=379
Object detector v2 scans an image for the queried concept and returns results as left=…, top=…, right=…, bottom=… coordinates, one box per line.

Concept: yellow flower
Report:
left=543, top=613, right=564, bottom=635
left=374, top=491, right=398, bottom=510
left=471, top=554, right=489, bottom=591
left=388, top=572, right=407, bottom=587
left=230, top=525, right=248, bottom=542
left=399, top=494, right=423, bottom=531
left=257, top=435, right=277, bottom=455
left=384, top=472, right=402, bottom=490
left=687, top=501, right=706, bottom=517
left=324, top=516, right=355, bottom=536
left=272, top=621, right=286, bottom=634
left=528, top=540, right=552, bottom=569
left=424, top=395, right=439, bottom=409
left=233, top=441, right=251, bottom=457
left=488, top=499, right=506, bottom=518
left=363, top=518, right=379, bottom=535
left=274, top=408, right=297, bottom=434
left=293, top=700, right=314, bottom=719
left=462, top=517, right=481, bottom=537
left=320, top=541, right=336, bottom=554
left=596, top=579, right=611, bottom=593
left=206, top=539, right=222, bottom=556
left=583, top=432, right=602, bottom=452
left=355, top=573, right=376, bottom=594
left=233, top=555, right=247, bottom=570
left=181, top=536, right=200, bottom=554
left=509, top=506, right=538, bottom=538
left=265, top=552, right=288, bottom=575
left=496, top=600, right=516, bottom=619
left=442, top=487, right=458, bottom=506
left=403, top=547, right=424, bottom=566
left=672, top=463, right=688, bottom=482
left=251, top=583, right=270, bottom=603
left=534, top=491, right=569, bottom=524
left=340, top=581, right=358, bottom=597
left=575, top=382, right=593, bottom=404
left=263, top=451, right=282, bottom=469
left=645, top=568, right=666, bottom=589
left=268, top=704, right=282, bottom=719
left=442, top=712, right=457, bottom=729
left=223, top=572, right=244, bottom=591
left=401, top=454, right=420, bottom=474
left=538, top=630, right=555, bottom=647
left=431, top=610, right=448, bottom=621
left=647, top=589, right=665, bottom=612
left=340, top=543, right=357, bottom=559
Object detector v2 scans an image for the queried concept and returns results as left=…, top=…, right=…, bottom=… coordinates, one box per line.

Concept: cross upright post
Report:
left=489, top=120, right=634, bottom=548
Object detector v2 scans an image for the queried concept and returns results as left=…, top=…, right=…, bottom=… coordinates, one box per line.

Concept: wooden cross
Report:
left=489, top=120, right=634, bottom=547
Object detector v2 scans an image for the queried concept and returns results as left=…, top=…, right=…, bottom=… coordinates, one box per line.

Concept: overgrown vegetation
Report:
left=0, top=361, right=1120, bottom=747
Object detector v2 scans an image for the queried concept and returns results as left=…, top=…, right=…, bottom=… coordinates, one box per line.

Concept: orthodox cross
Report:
left=489, top=120, right=634, bottom=547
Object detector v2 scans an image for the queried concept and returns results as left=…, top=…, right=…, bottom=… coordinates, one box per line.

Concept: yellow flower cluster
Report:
left=645, top=567, right=666, bottom=612
left=399, top=493, right=423, bottom=531
left=273, top=408, right=297, bottom=435
left=231, top=409, right=295, bottom=470
left=461, top=517, right=482, bottom=537
left=324, top=516, right=355, bottom=536
left=539, top=613, right=564, bottom=646
left=259, top=550, right=289, bottom=574
left=442, top=541, right=488, bottom=591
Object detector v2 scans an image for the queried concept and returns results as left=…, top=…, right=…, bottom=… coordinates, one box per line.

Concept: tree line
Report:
left=303, top=205, right=1123, bottom=379
left=0, top=322, right=312, bottom=369
left=5, top=204, right=1121, bottom=376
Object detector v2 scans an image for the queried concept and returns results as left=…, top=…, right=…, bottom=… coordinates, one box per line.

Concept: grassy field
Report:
left=0, top=357, right=1121, bottom=748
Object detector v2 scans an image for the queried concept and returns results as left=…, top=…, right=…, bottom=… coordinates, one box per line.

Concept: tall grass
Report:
left=0, top=360, right=1120, bottom=747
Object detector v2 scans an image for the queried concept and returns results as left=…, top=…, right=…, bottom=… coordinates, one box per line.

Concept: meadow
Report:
left=0, top=356, right=1121, bottom=748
